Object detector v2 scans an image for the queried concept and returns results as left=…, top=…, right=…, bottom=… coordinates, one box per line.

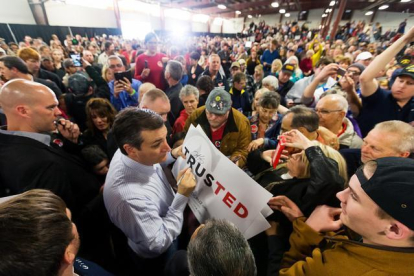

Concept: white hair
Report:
left=262, top=76, right=279, bottom=91
left=373, top=121, right=414, bottom=154
left=323, top=93, right=349, bottom=112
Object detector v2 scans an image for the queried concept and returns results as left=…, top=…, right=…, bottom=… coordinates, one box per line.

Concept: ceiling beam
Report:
left=190, top=0, right=278, bottom=14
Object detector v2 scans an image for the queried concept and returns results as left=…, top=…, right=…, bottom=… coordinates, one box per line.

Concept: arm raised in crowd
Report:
left=301, top=64, right=339, bottom=105
left=339, top=74, right=362, bottom=117
left=360, top=26, right=414, bottom=98
left=83, top=59, right=110, bottom=100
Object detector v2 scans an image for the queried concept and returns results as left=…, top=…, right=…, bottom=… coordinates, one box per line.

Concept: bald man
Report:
left=138, top=82, right=156, bottom=103
left=0, top=79, right=101, bottom=219
left=316, top=94, right=362, bottom=149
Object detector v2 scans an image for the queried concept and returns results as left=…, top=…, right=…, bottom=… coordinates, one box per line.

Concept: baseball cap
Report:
left=239, top=59, right=246, bottom=65
left=63, top=59, right=74, bottom=70
left=231, top=61, right=240, bottom=69
left=41, top=56, right=52, bottom=62
left=348, top=63, right=366, bottom=74
left=398, top=55, right=412, bottom=68
left=356, top=157, right=414, bottom=230
left=68, top=73, right=90, bottom=95
left=205, top=88, right=232, bottom=115
left=396, top=64, right=414, bottom=80
left=356, top=51, right=373, bottom=61
left=282, top=64, right=295, bottom=75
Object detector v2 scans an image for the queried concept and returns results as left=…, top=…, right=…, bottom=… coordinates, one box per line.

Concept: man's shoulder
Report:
left=190, top=106, right=207, bottom=120
left=40, top=69, right=59, bottom=80
left=231, top=108, right=250, bottom=125
left=361, top=86, right=391, bottom=103
left=0, top=133, right=59, bottom=164
left=132, top=78, right=142, bottom=87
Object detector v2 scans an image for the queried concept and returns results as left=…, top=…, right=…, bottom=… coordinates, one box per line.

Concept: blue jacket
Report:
left=261, top=49, right=280, bottom=72
left=229, top=87, right=251, bottom=116
left=108, top=78, right=141, bottom=111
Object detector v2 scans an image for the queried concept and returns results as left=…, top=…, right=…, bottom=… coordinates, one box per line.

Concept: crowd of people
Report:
left=0, top=17, right=414, bottom=276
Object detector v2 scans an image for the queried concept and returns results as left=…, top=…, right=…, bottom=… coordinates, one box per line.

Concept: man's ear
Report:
left=385, top=221, right=411, bottom=241
left=399, top=151, right=410, bottom=158
left=123, top=144, right=137, bottom=156
left=15, top=104, right=30, bottom=117
left=62, top=243, right=76, bottom=265
left=297, top=126, right=309, bottom=136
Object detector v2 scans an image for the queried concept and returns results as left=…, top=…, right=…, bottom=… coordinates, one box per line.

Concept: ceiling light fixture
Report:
left=271, top=2, right=279, bottom=8
left=236, top=10, right=241, bottom=14
left=279, top=9, right=286, bottom=13
left=285, top=13, right=290, bottom=17
left=378, top=5, right=389, bottom=10
left=400, top=0, right=410, bottom=2
left=365, top=11, right=373, bottom=15
left=248, top=15, right=253, bottom=18
left=322, top=14, right=328, bottom=17
left=329, top=1, right=335, bottom=6
left=217, top=4, right=226, bottom=9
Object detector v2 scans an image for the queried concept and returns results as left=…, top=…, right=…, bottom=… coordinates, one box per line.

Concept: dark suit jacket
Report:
left=34, top=77, right=62, bottom=98
left=0, top=133, right=101, bottom=217
left=38, top=68, right=66, bottom=93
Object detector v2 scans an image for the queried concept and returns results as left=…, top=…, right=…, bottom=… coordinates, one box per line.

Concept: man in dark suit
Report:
left=0, top=79, right=101, bottom=218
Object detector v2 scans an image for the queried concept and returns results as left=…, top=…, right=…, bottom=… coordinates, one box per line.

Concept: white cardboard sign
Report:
left=173, top=125, right=273, bottom=239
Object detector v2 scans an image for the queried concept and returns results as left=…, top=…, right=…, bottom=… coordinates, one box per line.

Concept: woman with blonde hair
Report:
left=253, top=64, right=264, bottom=91
left=101, top=64, right=114, bottom=83
left=270, top=59, right=283, bottom=76
left=261, top=129, right=347, bottom=202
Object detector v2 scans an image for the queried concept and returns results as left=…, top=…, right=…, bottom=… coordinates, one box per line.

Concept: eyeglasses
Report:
left=347, top=70, right=360, bottom=76
left=109, top=64, right=123, bottom=69
left=315, top=108, right=343, bottom=115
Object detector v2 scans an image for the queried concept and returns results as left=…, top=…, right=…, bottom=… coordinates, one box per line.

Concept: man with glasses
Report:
left=315, top=94, right=362, bottom=149
left=107, top=55, right=141, bottom=111
left=267, top=157, right=414, bottom=275
left=184, top=88, right=251, bottom=168
left=335, top=63, right=366, bottom=118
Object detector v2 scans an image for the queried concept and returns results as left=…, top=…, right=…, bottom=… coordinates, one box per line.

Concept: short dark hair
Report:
left=315, top=56, right=334, bottom=68
left=0, top=189, right=73, bottom=276
left=0, top=56, right=29, bottom=74
left=166, top=60, right=183, bottom=81
left=104, top=42, right=113, bottom=51
left=190, top=51, right=201, bottom=60
left=188, top=219, right=257, bottom=276
left=81, top=145, right=108, bottom=167
left=288, top=105, right=319, bottom=132
left=39, top=45, right=49, bottom=53
left=113, top=108, right=164, bottom=155
left=258, top=91, right=280, bottom=109
left=196, top=75, right=214, bottom=95
left=233, top=72, right=246, bottom=84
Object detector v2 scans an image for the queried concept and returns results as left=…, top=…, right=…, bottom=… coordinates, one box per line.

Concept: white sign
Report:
left=173, top=125, right=273, bottom=239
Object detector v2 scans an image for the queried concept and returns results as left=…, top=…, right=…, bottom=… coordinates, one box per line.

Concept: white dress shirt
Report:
left=103, top=150, right=188, bottom=258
